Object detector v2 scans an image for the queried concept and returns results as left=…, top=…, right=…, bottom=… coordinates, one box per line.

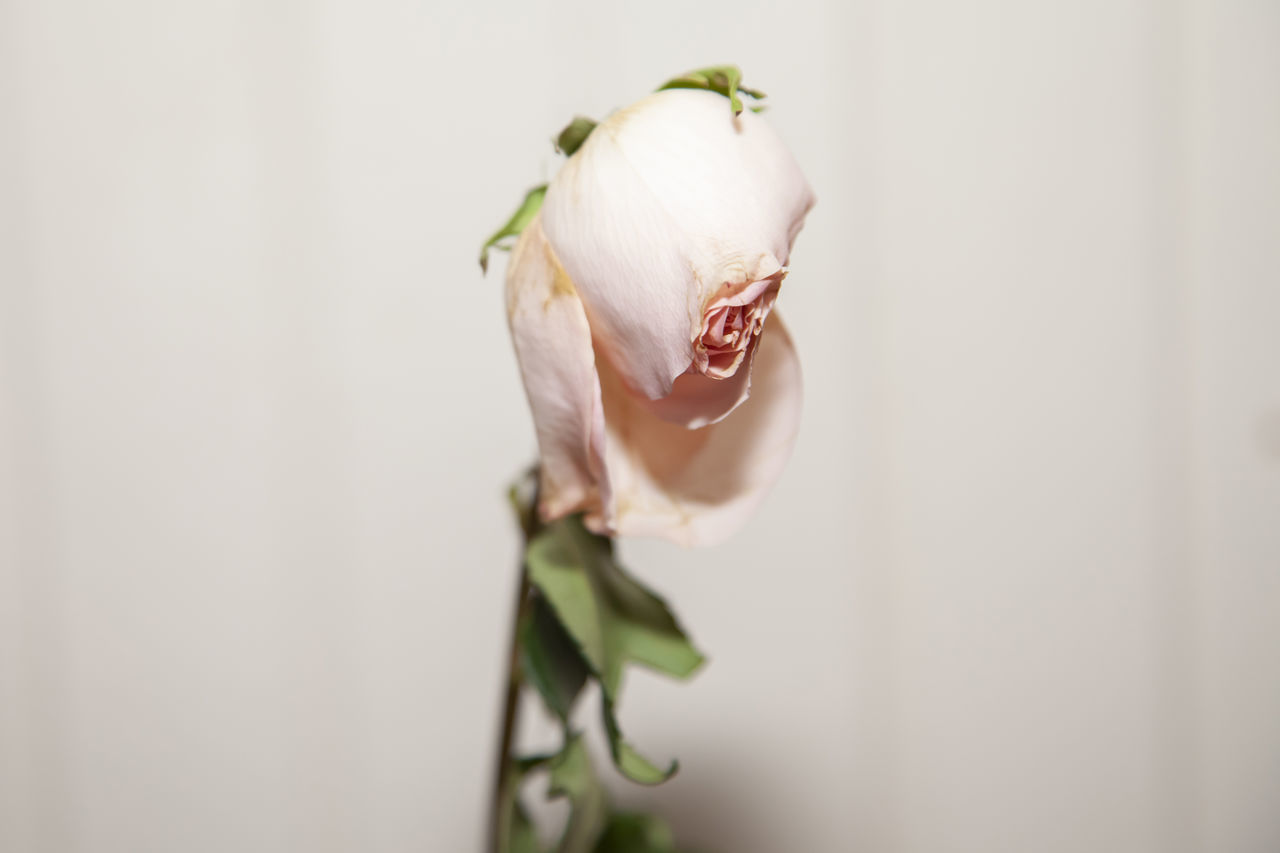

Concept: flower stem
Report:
left=491, top=472, right=541, bottom=853
left=490, top=562, right=530, bottom=853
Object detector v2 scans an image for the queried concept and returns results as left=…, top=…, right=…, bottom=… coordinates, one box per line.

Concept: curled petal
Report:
left=640, top=265, right=782, bottom=429
left=638, top=353, right=756, bottom=430
left=584, top=314, right=803, bottom=547
left=505, top=216, right=611, bottom=524
left=694, top=271, right=781, bottom=378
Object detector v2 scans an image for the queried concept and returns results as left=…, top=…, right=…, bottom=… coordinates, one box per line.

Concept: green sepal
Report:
left=548, top=734, right=609, bottom=853
left=521, top=593, right=591, bottom=725
left=592, top=813, right=678, bottom=853
left=479, top=184, right=547, bottom=274
left=657, top=65, right=765, bottom=116
left=555, top=116, right=598, bottom=157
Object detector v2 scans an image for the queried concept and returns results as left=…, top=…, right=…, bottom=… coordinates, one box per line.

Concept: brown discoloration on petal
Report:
left=505, top=214, right=610, bottom=526
left=540, top=234, right=579, bottom=309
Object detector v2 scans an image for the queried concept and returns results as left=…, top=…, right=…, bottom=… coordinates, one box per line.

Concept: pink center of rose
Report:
left=694, top=279, right=780, bottom=380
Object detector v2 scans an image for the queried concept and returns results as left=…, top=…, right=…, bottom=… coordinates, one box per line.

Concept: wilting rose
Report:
left=505, top=89, right=814, bottom=546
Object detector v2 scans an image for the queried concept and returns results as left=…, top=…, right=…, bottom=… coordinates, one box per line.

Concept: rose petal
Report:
left=505, top=216, right=611, bottom=524
left=583, top=313, right=803, bottom=547
left=541, top=125, right=697, bottom=402
left=640, top=338, right=757, bottom=429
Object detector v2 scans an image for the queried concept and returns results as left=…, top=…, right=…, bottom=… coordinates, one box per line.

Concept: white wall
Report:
left=1, top=1, right=1277, bottom=851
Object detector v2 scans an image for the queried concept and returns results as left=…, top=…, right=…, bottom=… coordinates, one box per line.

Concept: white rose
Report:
left=506, top=88, right=814, bottom=546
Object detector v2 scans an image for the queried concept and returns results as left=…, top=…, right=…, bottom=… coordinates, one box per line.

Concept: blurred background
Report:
left=2, top=1, right=1277, bottom=851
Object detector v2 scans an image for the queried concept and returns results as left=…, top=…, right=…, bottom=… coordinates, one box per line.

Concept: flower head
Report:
left=506, top=88, right=814, bottom=546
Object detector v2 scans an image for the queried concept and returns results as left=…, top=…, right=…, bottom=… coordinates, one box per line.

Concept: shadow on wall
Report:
left=609, top=736, right=866, bottom=853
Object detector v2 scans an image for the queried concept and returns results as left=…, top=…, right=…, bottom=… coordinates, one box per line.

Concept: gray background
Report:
left=2, top=1, right=1277, bottom=851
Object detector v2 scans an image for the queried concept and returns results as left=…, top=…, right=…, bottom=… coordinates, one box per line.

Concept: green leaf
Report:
left=554, top=116, right=598, bottom=157
left=526, top=516, right=704, bottom=783
left=527, top=517, right=704, bottom=699
left=548, top=735, right=609, bottom=853
left=479, top=184, right=547, bottom=274
left=656, top=65, right=765, bottom=116
left=515, top=752, right=557, bottom=774
left=592, top=813, right=677, bottom=853
left=509, top=800, right=544, bottom=853
left=500, top=753, right=555, bottom=853
left=601, top=694, right=677, bottom=785
left=521, top=593, right=591, bottom=724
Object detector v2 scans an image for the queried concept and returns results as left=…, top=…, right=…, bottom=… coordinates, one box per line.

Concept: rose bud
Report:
left=505, top=88, right=815, bottom=546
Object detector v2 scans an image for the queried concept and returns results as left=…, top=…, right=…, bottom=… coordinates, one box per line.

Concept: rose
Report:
left=505, top=89, right=814, bottom=546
